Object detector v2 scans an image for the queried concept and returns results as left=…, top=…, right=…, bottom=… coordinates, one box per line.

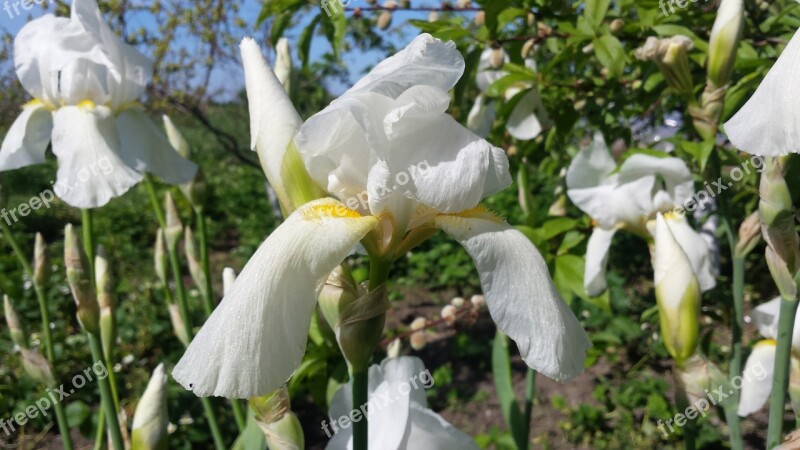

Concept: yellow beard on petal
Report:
left=299, top=199, right=363, bottom=220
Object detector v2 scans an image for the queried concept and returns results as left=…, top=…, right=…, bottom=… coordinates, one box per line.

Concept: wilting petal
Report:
left=51, top=104, right=142, bottom=208
left=173, top=199, right=379, bottom=398
left=662, top=214, right=716, bottom=292
left=116, top=109, right=197, bottom=185
left=381, top=85, right=511, bottom=213
left=435, top=208, right=590, bottom=381
left=738, top=340, right=776, bottom=416
left=505, top=89, right=543, bottom=141
left=466, top=94, right=496, bottom=138
left=585, top=227, right=617, bottom=296
left=724, top=29, right=800, bottom=156
left=0, top=101, right=53, bottom=171
left=406, top=405, right=479, bottom=450
left=347, top=34, right=464, bottom=99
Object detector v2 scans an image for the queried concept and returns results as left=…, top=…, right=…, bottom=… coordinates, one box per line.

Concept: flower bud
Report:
left=132, top=363, right=169, bottom=450
left=610, top=18, right=624, bottom=34
left=654, top=214, right=701, bottom=365
left=4, top=295, right=27, bottom=348
left=275, top=38, right=293, bottom=93
left=451, top=297, right=465, bottom=307
left=33, top=233, right=47, bottom=286
left=428, top=11, right=439, bottom=22
left=759, top=158, right=800, bottom=294
left=154, top=229, right=168, bottom=286
left=377, top=11, right=393, bottom=29
left=441, top=305, right=457, bottom=325
left=707, top=0, right=743, bottom=88
left=386, top=338, right=401, bottom=358
left=759, top=158, right=793, bottom=227
left=521, top=39, right=535, bottom=59
left=474, top=10, right=485, bottom=26
left=21, top=348, right=55, bottom=386
left=635, top=35, right=695, bottom=97
left=409, top=317, right=427, bottom=350
left=676, top=355, right=726, bottom=406
left=168, top=304, right=190, bottom=347
left=250, top=387, right=305, bottom=450
left=163, top=115, right=190, bottom=159
left=184, top=227, right=208, bottom=300
left=65, top=224, right=99, bottom=333
left=96, top=246, right=116, bottom=361
left=222, top=267, right=236, bottom=296
left=470, top=294, right=485, bottom=309
left=163, top=116, right=207, bottom=212
left=164, top=192, right=183, bottom=249
left=457, top=0, right=469, bottom=7
left=735, top=212, right=762, bottom=257
left=489, top=48, right=505, bottom=69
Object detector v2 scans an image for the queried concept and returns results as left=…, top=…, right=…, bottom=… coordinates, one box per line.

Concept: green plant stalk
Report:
left=0, top=220, right=74, bottom=450
left=93, top=407, right=106, bottom=450
left=195, top=210, right=215, bottom=317
left=523, top=368, right=536, bottom=448
left=88, top=332, right=124, bottom=450
left=675, top=378, right=696, bottom=450
left=144, top=177, right=227, bottom=450
left=767, top=297, right=799, bottom=448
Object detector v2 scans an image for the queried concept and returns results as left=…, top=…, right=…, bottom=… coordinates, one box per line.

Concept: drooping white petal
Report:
left=51, top=104, right=142, bottom=208
left=241, top=37, right=304, bottom=205
left=0, top=102, right=53, bottom=171
left=116, top=108, right=197, bottom=185
left=381, top=85, right=511, bottom=213
left=737, top=340, right=776, bottom=416
left=347, top=34, right=465, bottom=99
left=405, top=405, right=479, bottom=450
left=568, top=176, right=655, bottom=230
left=723, top=28, right=800, bottom=156
left=435, top=209, right=591, bottom=381
left=466, top=94, right=496, bottom=138
left=506, top=89, right=544, bottom=141
left=585, top=227, right=617, bottom=296
left=617, top=154, right=694, bottom=210
left=173, top=199, right=379, bottom=398
left=661, top=213, right=716, bottom=292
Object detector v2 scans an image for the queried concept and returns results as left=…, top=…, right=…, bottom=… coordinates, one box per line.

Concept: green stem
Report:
left=88, top=333, right=124, bottom=450
left=523, top=368, right=536, bottom=449
left=81, top=209, right=96, bottom=282
left=767, top=297, right=799, bottom=448
left=675, top=379, right=696, bottom=450
left=0, top=221, right=74, bottom=450
left=352, top=370, right=369, bottom=450
left=144, top=178, right=227, bottom=450
left=93, top=408, right=106, bottom=450
left=195, top=210, right=215, bottom=317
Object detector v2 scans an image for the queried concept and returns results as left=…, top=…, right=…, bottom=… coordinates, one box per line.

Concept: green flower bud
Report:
left=65, top=224, right=99, bottom=333
left=132, top=363, right=169, bottom=450
left=4, top=295, right=27, bottom=348
left=635, top=35, right=695, bottom=97
left=168, top=304, right=190, bottom=347
left=735, top=212, right=762, bottom=258
left=21, top=348, right=56, bottom=386
left=184, top=227, right=208, bottom=300
left=96, top=246, right=116, bottom=361
left=154, top=229, right=168, bottom=286
left=250, top=387, right=305, bottom=450
left=33, top=233, right=48, bottom=287
left=164, top=193, right=183, bottom=249
left=676, top=355, right=727, bottom=407
left=707, top=0, right=743, bottom=89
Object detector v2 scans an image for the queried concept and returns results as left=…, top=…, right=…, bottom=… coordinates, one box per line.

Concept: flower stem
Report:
left=144, top=176, right=227, bottom=449
left=767, top=297, right=799, bottom=448
left=675, top=376, right=696, bottom=450
left=0, top=220, right=74, bottom=450
left=88, top=332, right=124, bottom=450
left=352, top=370, right=369, bottom=450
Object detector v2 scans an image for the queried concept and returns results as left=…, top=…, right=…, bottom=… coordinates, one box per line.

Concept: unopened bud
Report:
left=735, top=212, right=762, bottom=257
left=527, top=12, right=535, bottom=27
left=409, top=317, right=427, bottom=350
left=65, top=224, right=99, bottom=332
left=707, top=0, right=743, bottom=88
left=451, top=297, right=465, bottom=307
left=470, top=294, right=485, bottom=309
left=163, top=115, right=190, bottom=159
left=154, top=229, right=168, bottom=286
left=132, top=363, right=169, bottom=450
left=222, top=267, right=237, bottom=296
left=457, top=0, right=469, bottom=7
left=386, top=339, right=401, bottom=358
left=33, top=233, right=47, bottom=286
left=489, top=48, right=505, bottom=69
left=168, top=304, right=190, bottom=347
left=441, top=305, right=457, bottom=325
left=759, top=158, right=793, bottom=227
left=428, top=11, right=439, bottom=22
left=521, top=39, right=535, bottom=59
left=184, top=227, right=208, bottom=300
left=4, top=295, right=27, bottom=348
left=610, top=18, right=624, bottom=33
left=251, top=387, right=305, bottom=450
left=164, top=115, right=205, bottom=211
left=635, top=35, right=695, bottom=96
left=21, top=348, right=55, bottom=386
left=474, top=10, right=485, bottom=26
left=164, top=192, right=183, bottom=249
left=377, top=11, right=392, bottom=29
left=676, top=355, right=726, bottom=406
left=96, top=246, right=116, bottom=360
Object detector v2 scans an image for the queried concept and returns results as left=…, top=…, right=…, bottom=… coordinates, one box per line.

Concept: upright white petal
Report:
left=241, top=37, right=303, bottom=206
left=51, top=104, right=142, bottom=208
left=585, top=227, right=617, bottom=296
left=724, top=29, right=800, bottom=155
left=132, top=363, right=168, bottom=450
left=617, top=155, right=694, bottom=210
left=347, top=34, right=465, bottom=99
left=753, top=297, right=800, bottom=349
left=173, top=199, right=379, bottom=398
left=116, top=109, right=197, bottom=185
left=662, top=214, right=716, bottom=292
left=381, top=85, right=511, bottom=213
left=738, top=340, right=776, bottom=416
left=0, top=102, right=53, bottom=171
left=435, top=209, right=591, bottom=381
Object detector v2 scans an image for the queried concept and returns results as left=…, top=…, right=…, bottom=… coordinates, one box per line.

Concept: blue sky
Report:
left=1, top=0, right=473, bottom=98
